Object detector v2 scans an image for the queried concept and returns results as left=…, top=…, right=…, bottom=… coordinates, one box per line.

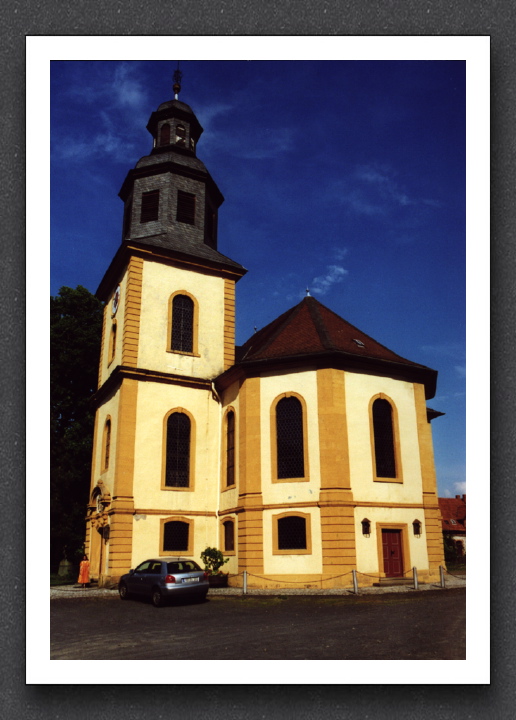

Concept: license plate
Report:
left=182, top=577, right=199, bottom=584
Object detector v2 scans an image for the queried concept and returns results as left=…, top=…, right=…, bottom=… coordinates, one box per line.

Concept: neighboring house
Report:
left=85, top=80, right=445, bottom=588
left=438, top=495, right=466, bottom=559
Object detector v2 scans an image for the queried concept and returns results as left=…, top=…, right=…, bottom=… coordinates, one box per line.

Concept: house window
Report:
left=163, top=520, right=189, bottom=552
left=175, top=124, right=186, bottom=146
left=223, top=520, right=235, bottom=552
left=276, top=396, right=305, bottom=479
left=226, top=410, right=235, bottom=487
left=176, top=190, right=196, bottom=225
left=171, top=294, right=194, bottom=353
left=372, top=398, right=397, bottom=478
left=273, top=513, right=312, bottom=555
left=140, top=189, right=160, bottom=223
left=165, top=412, right=191, bottom=487
left=160, top=123, right=170, bottom=146
left=102, top=419, right=111, bottom=471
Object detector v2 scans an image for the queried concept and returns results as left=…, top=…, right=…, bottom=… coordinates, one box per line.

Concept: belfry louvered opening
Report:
left=276, top=396, right=305, bottom=479
left=177, top=190, right=196, bottom=224
left=372, top=398, right=397, bottom=478
left=171, top=294, right=194, bottom=353
left=165, top=412, right=191, bottom=487
left=140, top=189, right=160, bottom=223
left=159, top=123, right=170, bottom=146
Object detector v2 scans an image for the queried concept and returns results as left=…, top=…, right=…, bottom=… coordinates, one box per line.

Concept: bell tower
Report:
left=86, top=69, right=246, bottom=586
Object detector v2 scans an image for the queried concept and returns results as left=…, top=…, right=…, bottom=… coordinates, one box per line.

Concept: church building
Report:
left=85, top=73, right=445, bottom=589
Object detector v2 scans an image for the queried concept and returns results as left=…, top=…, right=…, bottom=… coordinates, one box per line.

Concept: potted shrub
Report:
left=201, top=547, right=229, bottom=587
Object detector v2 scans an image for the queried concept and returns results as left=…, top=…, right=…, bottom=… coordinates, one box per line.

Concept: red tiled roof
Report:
left=438, top=497, right=466, bottom=533
left=238, top=296, right=431, bottom=369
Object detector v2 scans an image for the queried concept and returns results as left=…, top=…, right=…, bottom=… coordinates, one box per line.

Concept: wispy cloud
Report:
left=421, top=342, right=465, bottom=360
left=56, top=63, right=149, bottom=163
left=311, top=264, right=348, bottom=296
left=329, top=163, right=440, bottom=217
left=454, top=365, right=466, bottom=379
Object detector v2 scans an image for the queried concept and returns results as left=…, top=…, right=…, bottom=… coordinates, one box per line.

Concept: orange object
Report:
left=78, top=560, right=90, bottom=585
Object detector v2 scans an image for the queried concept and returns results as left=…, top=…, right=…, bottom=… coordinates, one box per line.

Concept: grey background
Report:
left=2, top=0, right=511, bottom=717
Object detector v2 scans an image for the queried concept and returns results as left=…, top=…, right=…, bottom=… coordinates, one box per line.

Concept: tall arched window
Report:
left=108, top=322, right=117, bottom=364
left=160, top=123, right=170, bottom=146
left=102, top=419, right=111, bottom=471
left=165, top=412, right=191, bottom=487
left=372, top=398, right=397, bottom=478
left=226, top=410, right=235, bottom=487
left=223, top=520, right=235, bottom=552
left=276, top=396, right=305, bottom=479
left=171, top=294, right=194, bottom=353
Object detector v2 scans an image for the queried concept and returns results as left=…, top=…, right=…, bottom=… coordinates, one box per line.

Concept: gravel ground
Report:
left=51, top=574, right=465, bottom=599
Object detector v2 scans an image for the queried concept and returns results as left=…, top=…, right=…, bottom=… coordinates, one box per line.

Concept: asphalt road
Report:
left=50, top=588, right=465, bottom=660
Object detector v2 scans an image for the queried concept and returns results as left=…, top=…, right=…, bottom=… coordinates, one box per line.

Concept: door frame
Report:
left=376, top=523, right=410, bottom=578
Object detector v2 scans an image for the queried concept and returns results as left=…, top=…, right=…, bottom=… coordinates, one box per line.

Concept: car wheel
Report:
left=119, top=582, right=130, bottom=600
left=152, top=588, right=163, bottom=607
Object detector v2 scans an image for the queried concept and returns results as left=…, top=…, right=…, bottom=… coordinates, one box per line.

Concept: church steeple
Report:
left=117, top=67, right=238, bottom=261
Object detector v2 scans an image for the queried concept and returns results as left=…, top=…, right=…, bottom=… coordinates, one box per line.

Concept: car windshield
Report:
left=167, top=561, right=201, bottom=573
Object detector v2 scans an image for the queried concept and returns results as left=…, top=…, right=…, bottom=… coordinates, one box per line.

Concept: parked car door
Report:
left=140, top=561, right=163, bottom=594
left=129, top=560, right=153, bottom=594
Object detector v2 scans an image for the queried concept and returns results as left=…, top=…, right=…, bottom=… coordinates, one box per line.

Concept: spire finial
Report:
left=173, top=61, right=182, bottom=100
left=306, top=288, right=311, bottom=297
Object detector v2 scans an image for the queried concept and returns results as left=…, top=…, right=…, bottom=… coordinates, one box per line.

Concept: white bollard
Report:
left=243, top=569, right=247, bottom=595
left=413, top=566, right=418, bottom=590
left=352, top=569, right=359, bottom=594
left=440, top=565, right=446, bottom=588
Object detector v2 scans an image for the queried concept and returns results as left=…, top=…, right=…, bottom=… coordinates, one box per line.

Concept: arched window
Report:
left=226, top=410, right=235, bottom=487
left=223, top=520, right=235, bottom=552
left=163, top=520, right=190, bottom=552
left=372, top=398, right=397, bottom=478
left=102, top=419, right=111, bottom=471
left=108, top=322, right=117, bottom=364
left=160, top=123, right=170, bottom=146
left=175, top=124, right=186, bottom=146
left=165, top=412, right=191, bottom=487
left=171, top=294, right=194, bottom=353
left=276, top=396, right=305, bottom=479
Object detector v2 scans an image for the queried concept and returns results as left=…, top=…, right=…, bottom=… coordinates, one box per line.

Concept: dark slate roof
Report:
left=438, top=496, right=466, bottom=532
left=237, top=296, right=431, bottom=370
left=124, top=233, right=246, bottom=273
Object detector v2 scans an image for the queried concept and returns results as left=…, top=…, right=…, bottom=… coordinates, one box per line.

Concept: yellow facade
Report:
left=86, top=93, right=444, bottom=590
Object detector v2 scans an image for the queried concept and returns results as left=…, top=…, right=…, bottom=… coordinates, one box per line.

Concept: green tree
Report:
left=50, top=286, right=104, bottom=572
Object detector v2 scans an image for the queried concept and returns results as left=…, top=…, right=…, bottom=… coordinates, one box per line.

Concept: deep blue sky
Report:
left=50, top=60, right=466, bottom=499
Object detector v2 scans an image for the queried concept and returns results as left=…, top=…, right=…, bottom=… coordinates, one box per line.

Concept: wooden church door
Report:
left=382, top=529, right=404, bottom=577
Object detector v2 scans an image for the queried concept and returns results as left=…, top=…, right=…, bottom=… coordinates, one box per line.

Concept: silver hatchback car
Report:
left=119, top=558, right=209, bottom=607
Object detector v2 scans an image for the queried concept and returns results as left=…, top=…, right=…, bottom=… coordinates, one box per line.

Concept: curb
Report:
left=51, top=577, right=465, bottom=599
